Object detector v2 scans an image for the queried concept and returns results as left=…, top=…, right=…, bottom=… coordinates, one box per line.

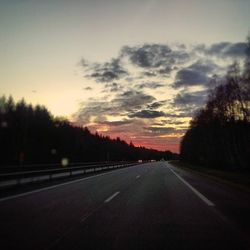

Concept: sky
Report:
left=0, top=0, right=249, bottom=152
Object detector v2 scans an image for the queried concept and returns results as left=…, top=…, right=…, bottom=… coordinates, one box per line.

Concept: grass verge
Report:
left=170, top=160, right=250, bottom=193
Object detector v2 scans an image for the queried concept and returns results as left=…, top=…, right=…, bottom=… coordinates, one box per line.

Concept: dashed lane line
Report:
left=104, top=191, right=120, bottom=203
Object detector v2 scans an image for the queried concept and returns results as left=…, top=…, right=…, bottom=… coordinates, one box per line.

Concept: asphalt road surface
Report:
left=0, top=162, right=249, bottom=250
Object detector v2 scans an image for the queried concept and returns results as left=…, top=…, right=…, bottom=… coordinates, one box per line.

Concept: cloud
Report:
left=121, top=44, right=172, bottom=68
left=114, top=90, right=155, bottom=112
left=137, top=82, right=165, bottom=89
left=77, top=40, right=246, bottom=152
left=174, top=68, right=209, bottom=88
left=129, top=110, right=165, bottom=118
left=98, top=119, right=133, bottom=126
left=188, top=60, right=218, bottom=74
left=147, top=101, right=166, bottom=109
left=160, top=119, right=186, bottom=125
left=205, top=42, right=231, bottom=55
left=144, top=126, right=175, bottom=134
left=223, top=42, right=247, bottom=57
left=79, top=58, right=89, bottom=67
left=104, top=82, right=123, bottom=92
left=84, top=58, right=128, bottom=83
left=80, top=41, right=246, bottom=88
left=90, top=71, right=118, bottom=82
left=84, top=86, right=92, bottom=91
left=165, top=112, right=193, bottom=118
left=195, top=42, right=247, bottom=58
left=174, top=90, right=207, bottom=106
left=121, top=43, right=189, bottom=70
left=142, top=71, right=157, bottom=77
left=75, top=90, right=156, bottom=124
left=157, top=66, right=173, bottom=75
left=173, top=59, right=220, bottom=88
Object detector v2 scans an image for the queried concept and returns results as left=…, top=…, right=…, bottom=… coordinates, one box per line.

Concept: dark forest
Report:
left=0, top=97, right=177, bottom=167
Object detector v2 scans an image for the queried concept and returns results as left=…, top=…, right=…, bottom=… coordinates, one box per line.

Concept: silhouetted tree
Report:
left=180, top=35, right=250, bottom=169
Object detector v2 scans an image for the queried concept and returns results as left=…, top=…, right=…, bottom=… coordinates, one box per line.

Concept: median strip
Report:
left=167, top=165, right=215, bottom=207
left=104, top=191, right=120, bottom=203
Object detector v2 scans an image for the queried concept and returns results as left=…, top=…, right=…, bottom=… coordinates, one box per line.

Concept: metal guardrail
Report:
left=0, top=161, right=140, bottom=188
left=0, top=161, right=132, bottom=173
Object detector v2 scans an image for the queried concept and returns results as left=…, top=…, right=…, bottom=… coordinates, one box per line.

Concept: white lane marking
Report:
left=47, top=225, right=75, bottom=250
left=167, top=165, right=215, bottom=207
left=136, top=175, right=141, bottom=179
left=81, top=211, right=93, bottom=223
left=104, top=191, right=120, bottom=203
left=0, top=167, right=134, bottom=203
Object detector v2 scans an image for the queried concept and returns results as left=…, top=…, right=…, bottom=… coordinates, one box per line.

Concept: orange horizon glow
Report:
left=85, top=125, right=181, bottom=154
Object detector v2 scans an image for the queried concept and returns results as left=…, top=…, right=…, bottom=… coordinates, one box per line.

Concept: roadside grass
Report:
left=169, top=160, right=250, bottom=193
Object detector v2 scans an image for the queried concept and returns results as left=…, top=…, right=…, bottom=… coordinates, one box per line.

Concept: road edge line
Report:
left=167, top=164, right=215, bottom=207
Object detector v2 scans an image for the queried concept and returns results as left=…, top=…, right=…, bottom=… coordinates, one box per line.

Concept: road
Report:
left=0, top=162, right=249, bottom=250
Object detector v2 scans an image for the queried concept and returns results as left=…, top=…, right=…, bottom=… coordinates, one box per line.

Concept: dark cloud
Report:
left=147, top=101, right=166, bottom=110
left=206, top=42, right=231, bottom=55
left=158, top=66, right=173, bottom=75
left=196, top=42, right=247, bottom=58
left=173, top=59, right=220, bottom=88
left=121, top=44, right=189, bottom=70
left=121, top=44, right=172, bottom=68
left=84, top=58, right=127, bottom=83
left=90, top=71, right=118, bottom=82
left=142, top=71, right=157, bottom=77
left=104, top=82, right=123, bottom=92
left=174, top=90, right=207, bottom=106
left=174, top=68, right=209, bottom=88
left=114, top=90, right=155, bottom=112
left=137, top=82, right=165, bottom=89
left=170, top=50, right=190, bottom=63
left=84, top=86, right=92, bottom=91
left=188, top=60, right=218, bottom=74
left=223, top=42, right=247, bottom=57
left=129, top=109, right=165, bottom=118
left=99, top=120, right=133, bottom=126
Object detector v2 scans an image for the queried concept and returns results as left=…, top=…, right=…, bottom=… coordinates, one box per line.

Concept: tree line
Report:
left=180, top=36, right=250, bottom=170
left=0, top=97, right=177, bottom=167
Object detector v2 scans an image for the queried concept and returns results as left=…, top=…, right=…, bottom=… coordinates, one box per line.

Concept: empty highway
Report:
left=0, top=162, right=249, bottom=250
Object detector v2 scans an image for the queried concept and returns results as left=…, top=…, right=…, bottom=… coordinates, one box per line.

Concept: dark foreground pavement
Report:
left=0, top=162, right=249, bottom=250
